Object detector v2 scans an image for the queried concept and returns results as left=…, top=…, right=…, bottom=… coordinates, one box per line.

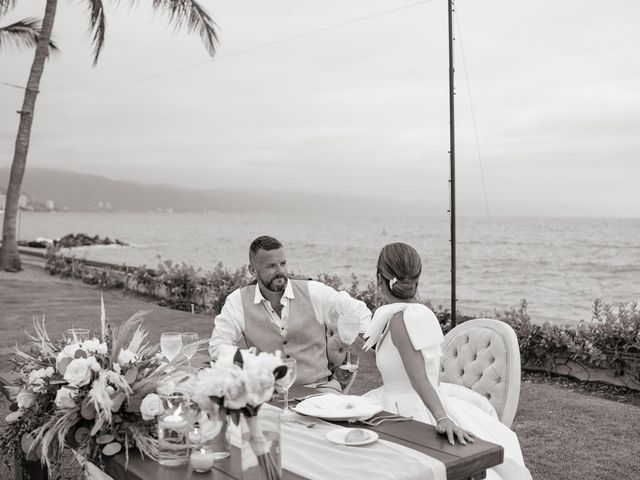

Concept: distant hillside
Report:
left=0, top=168, right=400, bottom=215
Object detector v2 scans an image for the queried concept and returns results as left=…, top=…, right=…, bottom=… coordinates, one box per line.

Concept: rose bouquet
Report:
left=192, top=348, right=288, bottom=480
left=0, top=302, right=178, bottom=474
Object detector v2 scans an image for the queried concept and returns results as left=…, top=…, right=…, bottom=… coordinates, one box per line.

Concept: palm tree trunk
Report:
left=0, top=0, right=58, bottom=271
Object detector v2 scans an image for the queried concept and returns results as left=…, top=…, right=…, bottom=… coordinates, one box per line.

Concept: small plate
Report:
left=326, top=428, right=378, bottom=446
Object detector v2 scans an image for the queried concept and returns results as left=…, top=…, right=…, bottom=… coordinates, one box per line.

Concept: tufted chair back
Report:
left=439, top=318, right=521, bottom=428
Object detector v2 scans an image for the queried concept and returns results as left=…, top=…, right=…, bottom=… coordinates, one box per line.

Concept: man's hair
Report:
left=249, top=236, right=283, bottom=262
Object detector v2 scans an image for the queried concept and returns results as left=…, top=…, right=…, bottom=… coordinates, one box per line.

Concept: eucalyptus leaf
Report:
left=124, top=366, right=138, bottom=384
left=102, top=442, right=122, bottom=456
left=96, top=433, right=114, bottom=445
left=74, top=427, right=90, bottom=444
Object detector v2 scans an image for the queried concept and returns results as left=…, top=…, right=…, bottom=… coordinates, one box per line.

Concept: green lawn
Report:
left=1, top=261, right=639, bottom=479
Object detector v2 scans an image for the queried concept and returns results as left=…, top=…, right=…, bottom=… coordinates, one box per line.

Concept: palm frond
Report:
left=111, top=311, right=149, bottom=361
left=0, top=0, right=18, bottom=18
left=0, top=17, right=59, bottom=53
left=85, top=0, right=106, bottom=65
left=150, top=0, right=219, bottom=56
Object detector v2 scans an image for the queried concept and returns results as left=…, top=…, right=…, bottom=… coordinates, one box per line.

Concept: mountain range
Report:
left=0, top=168, right=404, bottom=215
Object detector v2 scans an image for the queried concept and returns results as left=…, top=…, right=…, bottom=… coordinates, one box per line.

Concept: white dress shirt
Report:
left=208, top=279, right=371, bottom=359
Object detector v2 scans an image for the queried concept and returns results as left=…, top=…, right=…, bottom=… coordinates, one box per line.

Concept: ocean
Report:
left=11, top=211, right=640, bottom=324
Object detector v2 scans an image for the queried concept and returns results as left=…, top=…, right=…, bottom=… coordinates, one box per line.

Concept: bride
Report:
left=363, top=242, right=531, bottom=480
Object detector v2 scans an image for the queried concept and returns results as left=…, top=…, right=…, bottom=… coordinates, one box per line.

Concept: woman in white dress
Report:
left=363, top=243, right=531, bottom=480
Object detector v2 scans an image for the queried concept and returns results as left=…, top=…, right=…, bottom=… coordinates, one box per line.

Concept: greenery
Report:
left=44, top=253, right=640, bottom=384
left=495, top=299, right=640, bottom=381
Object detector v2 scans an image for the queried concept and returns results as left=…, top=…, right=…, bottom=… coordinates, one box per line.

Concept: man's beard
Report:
left=263, top=273, right=288, bottom=292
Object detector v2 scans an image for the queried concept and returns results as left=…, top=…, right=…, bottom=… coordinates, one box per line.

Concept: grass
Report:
left=1, top=260, right=639, bottom=479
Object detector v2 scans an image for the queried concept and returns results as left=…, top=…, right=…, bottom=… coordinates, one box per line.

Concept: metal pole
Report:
left=448, top=0, right=457, bottom=327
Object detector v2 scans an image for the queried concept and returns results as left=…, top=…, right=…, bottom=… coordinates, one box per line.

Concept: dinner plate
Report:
left=292, top=394, right=382, bottom=421
left=326, top=428, right=378, bottom=446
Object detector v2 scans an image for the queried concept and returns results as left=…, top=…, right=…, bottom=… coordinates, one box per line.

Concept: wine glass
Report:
left=181, top=332, right=199, bottom=369
left=160, top=332, right=183, bottom=362
left=280, top=358, right=297, bottom=422
left=337, top=315, right=360, bottom=369
left=66, top=328, right=91, bottom=343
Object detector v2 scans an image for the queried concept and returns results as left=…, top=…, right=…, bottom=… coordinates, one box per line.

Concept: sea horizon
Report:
left=6, top=211, right=639, bottom=325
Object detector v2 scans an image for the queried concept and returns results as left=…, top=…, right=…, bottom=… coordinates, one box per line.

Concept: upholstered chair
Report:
left=439, top=319, right=521, bottom=428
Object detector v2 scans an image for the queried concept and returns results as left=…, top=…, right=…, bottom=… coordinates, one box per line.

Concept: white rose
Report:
left=63, top=358, right=93, bottom=387
left=84, top=356, right=101, bottom=373
left=16, top=389, right=36, bottom=409
left=45, top=366, right=55, bottom=377
left=82, top=339, right=108, bottom=355
left=54, top=387, right=77, bottom=409
left=140, top=393, right=164, bottom=421
left=117, top=349, right=138, bottom=368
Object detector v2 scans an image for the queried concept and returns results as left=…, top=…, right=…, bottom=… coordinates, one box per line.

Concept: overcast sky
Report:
left=1, top=0, right=639, bottom=217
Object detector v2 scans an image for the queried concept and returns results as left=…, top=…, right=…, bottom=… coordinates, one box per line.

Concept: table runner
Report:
left=230, top=406, right=446, bottom=480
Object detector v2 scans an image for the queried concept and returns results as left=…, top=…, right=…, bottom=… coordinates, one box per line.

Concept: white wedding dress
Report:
left=363, top=303, right=532, bottom=480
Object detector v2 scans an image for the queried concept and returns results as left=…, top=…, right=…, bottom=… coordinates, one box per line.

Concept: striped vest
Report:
left=239, top=280, right=330, bottom=385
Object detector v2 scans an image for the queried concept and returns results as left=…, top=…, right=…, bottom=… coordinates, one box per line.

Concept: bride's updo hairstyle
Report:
left=377, top=242, right=422, bottom=300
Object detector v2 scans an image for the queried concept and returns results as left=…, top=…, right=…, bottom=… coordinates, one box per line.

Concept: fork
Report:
left=353, top=415, right=414, bottom=427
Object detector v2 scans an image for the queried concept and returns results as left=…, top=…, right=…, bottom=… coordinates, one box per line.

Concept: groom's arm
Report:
left=208, top=289, right=245, bottom=360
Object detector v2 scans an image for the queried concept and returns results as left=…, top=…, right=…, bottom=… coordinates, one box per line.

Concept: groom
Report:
left=208, top=235, right=371, bottom=391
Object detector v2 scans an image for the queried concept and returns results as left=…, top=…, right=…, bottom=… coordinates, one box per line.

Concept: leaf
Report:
left=125, top=395, right=142, bottom=413
left=229, top=409, right=241, bottom=426
left=21, top=433, right=39, bottom=461
left=110, top=392, right=126, bottom=412
left=58, top=357, right=72, bottom=375
left=81, top=400, right=96, bottom=420
left=74, top=427, right=90, bottom=445
left=96, top=434, right=115, bottom=445
left=5, top=410, right=23, bottom=423
left=75, top=349, right=88, bottom=359
left=208, top=395, right=225, bottom=408
left=124, top=366, right=138, bottom=385
left=102, top=442, right=122, bottom=456
left=273, top=365, right=287, bottom=381
left=233, top=348, right=243, bottom=368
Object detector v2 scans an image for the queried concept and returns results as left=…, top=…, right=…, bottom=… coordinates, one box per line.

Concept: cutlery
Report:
left=351, top=415, right=413, bottom=427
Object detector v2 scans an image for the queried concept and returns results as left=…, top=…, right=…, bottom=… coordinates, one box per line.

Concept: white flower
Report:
left=27, top=366, right=56, bottom=393
left=81, top=339, right=108, bottom=355
left=117, top=349, right=138, bottom=368
left=54, top=387, right=77, bottom=409
left=140, top=393, right=164, bottom=421
left=63, top=358, right=93, bottom=387
left=112, top=363, right=122, bottom=375
left=85, top=356, right=102, bottom=372
left=16, top=389, right=36, bottom=409
left=56, top=344, right=81, bottom=373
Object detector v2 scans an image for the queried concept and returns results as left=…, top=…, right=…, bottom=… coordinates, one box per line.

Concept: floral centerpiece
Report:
left=192, top=347, right=289, bottom=480
left=0, top=301, right=176, bottom=473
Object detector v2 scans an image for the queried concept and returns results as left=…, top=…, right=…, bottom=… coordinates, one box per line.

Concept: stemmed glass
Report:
left=280, top=358, right=297, bottom=422
left=160, top=332, right=183, bottom=362
left=181, top=332, right=199, bottom=369
left=337, top=315, right=360, bottom=371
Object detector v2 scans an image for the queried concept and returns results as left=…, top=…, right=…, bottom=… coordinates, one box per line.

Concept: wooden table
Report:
left=2, top=377, right=503, bottom=480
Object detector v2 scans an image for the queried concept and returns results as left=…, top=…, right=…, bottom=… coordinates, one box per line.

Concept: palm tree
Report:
left=0, top=0, right=218, bottom=271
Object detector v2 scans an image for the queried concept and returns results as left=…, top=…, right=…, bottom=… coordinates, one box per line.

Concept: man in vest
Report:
left=208, top=235, right=371, bottom=391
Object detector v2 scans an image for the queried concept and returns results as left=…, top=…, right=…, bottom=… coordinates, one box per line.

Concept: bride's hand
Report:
left=436, top=417, right=475, bottom=446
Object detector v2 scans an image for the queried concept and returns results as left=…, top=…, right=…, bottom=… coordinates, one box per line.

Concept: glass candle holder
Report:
left=157, top=394, right=189, bottom=467
left=189, top=424, right=215, bottom=473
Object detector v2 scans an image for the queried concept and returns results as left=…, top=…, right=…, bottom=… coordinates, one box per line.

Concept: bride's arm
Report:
left=389, top=312, right=474, bottom=446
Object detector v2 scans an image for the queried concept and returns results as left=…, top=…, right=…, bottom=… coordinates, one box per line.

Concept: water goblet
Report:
left=181, top=332, right=199, bottom=369
left=337, top=315, right=360, bottom=368
left=280, top=358, right=297, bottom=422
left=66, top=328, right=91, bottom=343
left=161, top=332, right=183, bottom=362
